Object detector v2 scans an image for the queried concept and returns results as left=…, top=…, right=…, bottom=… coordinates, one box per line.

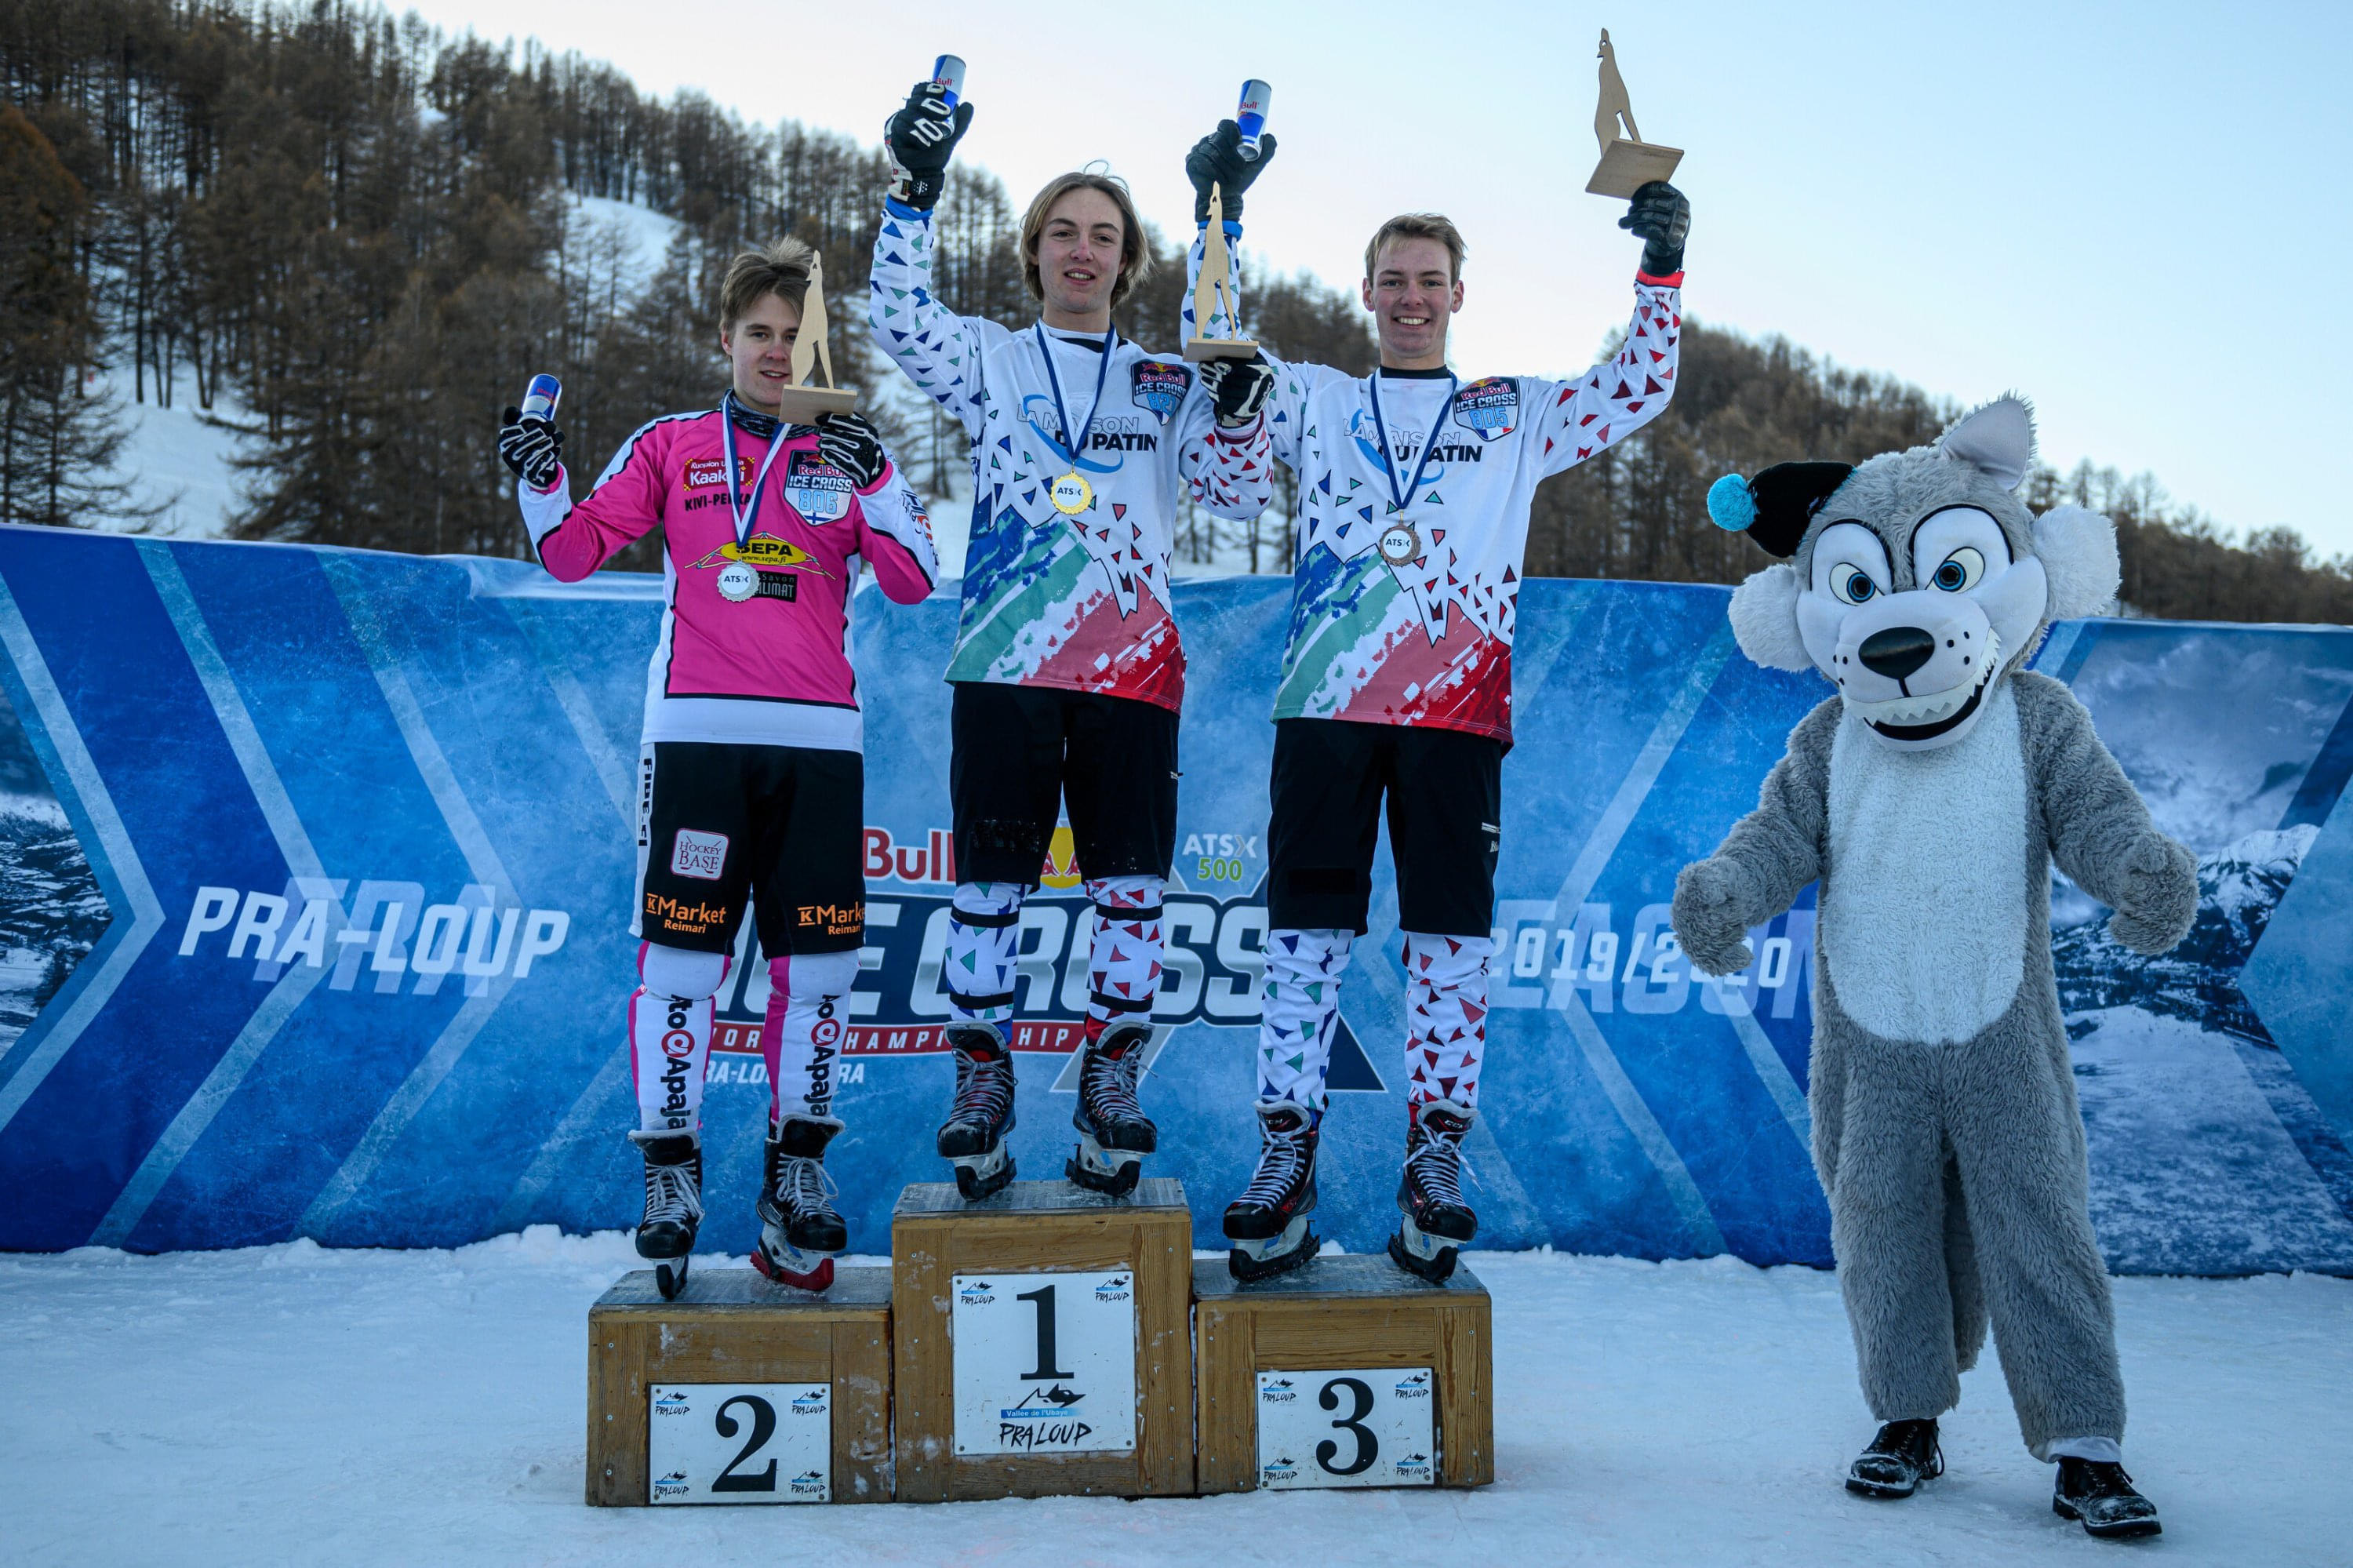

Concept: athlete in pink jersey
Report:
left=498, top=238, right=936, bottom=1297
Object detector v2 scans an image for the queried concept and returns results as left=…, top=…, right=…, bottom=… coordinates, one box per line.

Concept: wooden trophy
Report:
left=773, top=250, right=860, bottom=425
left=1584, top=28, right=1683, bottom=198
left=1183, top=184, right=1258, bottom=364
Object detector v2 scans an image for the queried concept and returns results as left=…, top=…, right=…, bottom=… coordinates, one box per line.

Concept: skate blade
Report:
left=1227, top=1217, right=1317, bottom=1282
left=654, top=1256, right=690, bottom=1300
left=1388, top=1221, right=1460, bottom=1283
left=752, top=1243, right=836, bottom=1293
left=951, top=1144, right=1014, bottom=1200
left=1067, top=1134, right=1142, bottom=1196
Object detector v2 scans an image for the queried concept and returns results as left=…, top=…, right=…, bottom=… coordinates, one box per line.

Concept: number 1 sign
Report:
left=1255, top=1368, right=1437, bottom=1490
left=950, top=1271, right=1137, bottom=1455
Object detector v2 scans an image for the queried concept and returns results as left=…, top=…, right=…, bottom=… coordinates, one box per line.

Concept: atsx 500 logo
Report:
left=176, top=878, right=571, bottom=994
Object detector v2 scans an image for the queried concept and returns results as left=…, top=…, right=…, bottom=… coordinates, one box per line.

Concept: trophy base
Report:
left=773, top=384, right=859, bottom=425
left=1585, top=139, right=1683, bottom=199
left=1183, top=336, right=1261, bottom=364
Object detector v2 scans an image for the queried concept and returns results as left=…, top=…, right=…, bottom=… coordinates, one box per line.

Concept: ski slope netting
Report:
left=5, top=1235, right=2348, bottom=1566
left=2, top=526, right=2351, bottom=1270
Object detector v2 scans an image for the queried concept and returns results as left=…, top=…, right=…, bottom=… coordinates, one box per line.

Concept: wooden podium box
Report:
left=587, top=1265, right=893, bottom=1505
left=891, top=1179, right=1192, bottom=1501
left=1193, top=1254, right=1493, bottom=1493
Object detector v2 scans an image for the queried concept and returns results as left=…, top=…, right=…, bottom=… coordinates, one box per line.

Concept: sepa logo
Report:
left=178, top=879, right=570, bottom=995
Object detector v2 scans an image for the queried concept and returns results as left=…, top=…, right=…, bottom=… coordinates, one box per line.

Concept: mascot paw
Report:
left=1673, top=859, right=1755, bottom=977
left=2106, top=833, right=2200, bottom=955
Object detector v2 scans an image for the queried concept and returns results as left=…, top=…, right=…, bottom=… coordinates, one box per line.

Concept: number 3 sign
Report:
left=951, top=1271, right=1136, bottom=1455
left=1255, top=1368, right=1437, bottom=1490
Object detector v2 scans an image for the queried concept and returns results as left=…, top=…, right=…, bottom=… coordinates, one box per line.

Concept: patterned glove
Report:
left=816, top=412, right=889, bottom=490
left=497, top=408, right=563, bottom=491
left=1620, top=180, right=1689, bottom=276
left=1197, top=354, right=1275, bottom=429
left=883, top=82, right=973, bottom=212
left=1184, top=119, right=1278, bottom=224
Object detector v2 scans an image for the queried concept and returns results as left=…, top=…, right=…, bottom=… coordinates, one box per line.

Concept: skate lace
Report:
left=645, top=1161, right=703, bottom=1226
left=774, top=1154, right=840, bottom=1217
left=1081, top=1042, right=1145, bottom=1121
left=1238, top=1123, right=1310, bottom=1207
left=1405, top=1128, right=1476, bottom=1207
left=951, top=1048, right=1015, bottom=1126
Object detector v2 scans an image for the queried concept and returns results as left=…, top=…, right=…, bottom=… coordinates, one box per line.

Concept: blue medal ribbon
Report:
left=718, top=391, right=797, bottom=557
left=1032, top=322, right=1122, bottom=475
left=1366, top=369, right=1461, bottom=518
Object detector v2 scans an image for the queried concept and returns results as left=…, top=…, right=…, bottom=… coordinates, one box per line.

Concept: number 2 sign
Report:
left=1255, top=1368, right=1437, bottom=1490
left=646, top=1384, right=832, bottom=1504
left=951, top=1271, right=1136, bottom=1456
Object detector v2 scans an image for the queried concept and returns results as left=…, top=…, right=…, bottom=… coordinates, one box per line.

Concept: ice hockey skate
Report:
left=1389, top=1098, right=1477, bottom=1282
left=1067, top=1021, right=1157, bottom=1195
left=2053, top=1458, right=2162, bottom=1539
left=627, top=1127, right=703, bottom=1300
left=1845, top=1418, right=1944, bottom=1498
left=936, top=1023, right=1017, bottom=1199
left=754, top=1114, right=846, bottom=1292
left=1223, top=1101, right=1322, bottom=1281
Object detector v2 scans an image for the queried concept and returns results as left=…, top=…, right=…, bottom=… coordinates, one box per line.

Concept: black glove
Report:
left=816, top=411, right=889, bottom=490
left=497, top=407, right=563, bottom=491
left=1620, top=180, right=1689, bottom=276
left=883, top=81, right=974, bottom=212
left=1196, top=353, right=1275, bottom=428
left=1184, top=119, right=1278, bottom=224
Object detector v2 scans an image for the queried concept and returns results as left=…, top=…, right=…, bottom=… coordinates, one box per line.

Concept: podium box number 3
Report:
left=1256, top=1369, right=1436, bottom=1490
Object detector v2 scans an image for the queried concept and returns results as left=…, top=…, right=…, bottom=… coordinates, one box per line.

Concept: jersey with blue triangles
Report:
left=866, top=199, right=1272, bottom=712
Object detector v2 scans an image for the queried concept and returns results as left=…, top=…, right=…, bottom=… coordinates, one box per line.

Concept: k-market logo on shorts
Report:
left=671, top=828, right=728, bottom=881
left=784, top=450, right=853, bottom=523
left=1453, top=377, right=1518, bottom=440
left=1130, top=361, right=1190, bottom=425
left=682, top=454, right=754, bottom=490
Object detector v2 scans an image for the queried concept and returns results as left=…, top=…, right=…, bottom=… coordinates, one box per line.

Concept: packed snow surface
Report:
left=5, top=1234, right=2347, bottom=1566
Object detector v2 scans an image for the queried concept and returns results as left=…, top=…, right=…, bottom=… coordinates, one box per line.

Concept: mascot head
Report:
left=1707, top=395, right=2120, bottom=751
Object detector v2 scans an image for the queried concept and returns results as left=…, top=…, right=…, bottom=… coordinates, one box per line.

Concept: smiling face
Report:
left=718, top=291, right=802, bottom=412
left=1034, top=187, right=1126, bottom=329
left=1363, top=235, right=1464, bottom=370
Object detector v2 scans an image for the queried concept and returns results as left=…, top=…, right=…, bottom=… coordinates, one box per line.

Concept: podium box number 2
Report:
left=893, top=1180, right=1192, bottom=1501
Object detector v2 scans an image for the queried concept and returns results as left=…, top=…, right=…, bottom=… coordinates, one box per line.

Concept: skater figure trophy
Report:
left=1584, top=28, right=1684, bottom=198
left=774, top=249, right=860, bottom=424
left=1184, top=183, right=1259, bottom=363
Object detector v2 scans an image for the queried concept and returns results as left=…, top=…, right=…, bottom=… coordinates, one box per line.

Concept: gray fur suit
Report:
left=1671, top=397, right=2199, bottom=1460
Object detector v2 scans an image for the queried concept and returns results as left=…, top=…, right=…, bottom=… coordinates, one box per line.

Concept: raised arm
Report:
left=1673, top=698, right=1838, bottom=976
left=816, top=413, right=937, bottom=605
left=500, top=408, right=670, bottom=583
left=870, top=78, right=991, bottom=433
left=2018, top=674, right=2199, bottom=955
left=1532, top=181, right=1688, bottom=480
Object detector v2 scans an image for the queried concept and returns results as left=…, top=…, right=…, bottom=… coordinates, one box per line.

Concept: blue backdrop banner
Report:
left=2, top=526, right=2350, bottom=1273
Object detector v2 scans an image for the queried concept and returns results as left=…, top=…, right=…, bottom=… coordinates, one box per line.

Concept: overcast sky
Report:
left=398, top=0, right=2353, bottom=555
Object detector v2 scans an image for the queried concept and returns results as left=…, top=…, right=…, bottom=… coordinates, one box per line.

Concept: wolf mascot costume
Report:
left=1671, top=397, right=2197, bottom=1540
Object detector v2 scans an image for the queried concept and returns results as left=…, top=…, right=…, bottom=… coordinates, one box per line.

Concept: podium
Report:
left=587, top=1265, right=893, bottom=1505
left=890, top=1179, right=1194, bottom=1501
left=1192, top=1254, right=1493, bottom=1492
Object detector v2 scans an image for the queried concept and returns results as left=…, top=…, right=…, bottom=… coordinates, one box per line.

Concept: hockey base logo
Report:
left=671, top=828, right=729, bottom=881
left=1453, top=377, right=1518, bottom=440
left=784, top=450, right=853, bottom=523
left=1130, top=361, right=1191, bottom=425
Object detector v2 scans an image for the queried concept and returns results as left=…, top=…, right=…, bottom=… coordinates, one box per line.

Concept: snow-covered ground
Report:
left=83, top=367, right=253, bottom=537
left=5, top=1235, right=2345, bottom=1566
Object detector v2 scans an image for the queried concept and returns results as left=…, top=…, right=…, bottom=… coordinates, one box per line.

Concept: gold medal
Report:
left=1049, top=471, right=1094, bottom=516
left=1378, top=518, right=1422, bottom=566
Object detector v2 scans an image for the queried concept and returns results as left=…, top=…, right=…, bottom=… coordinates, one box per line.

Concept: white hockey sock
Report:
left=1256, top=928, right=1355, bottom=1112
left=629, top=941, right=729, bottom=1134
left=762, top=948, right=861, bottom=1125
left=944, top=882, right=1025, bottom=1028
left=1083, top=875, right=1164, bottom=1045
left=1402, top=931, right=1493, bottom=1111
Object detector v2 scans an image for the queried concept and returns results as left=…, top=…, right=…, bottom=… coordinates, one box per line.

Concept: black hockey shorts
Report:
left=633, top=741, right=866, bottom=956
left=1266, top=717, right=1503, bottom=938
left=948, top=680, right=1180, bottom=886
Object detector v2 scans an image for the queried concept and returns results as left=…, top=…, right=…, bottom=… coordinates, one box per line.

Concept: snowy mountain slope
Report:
left=83, top=368, right=256, bottom=538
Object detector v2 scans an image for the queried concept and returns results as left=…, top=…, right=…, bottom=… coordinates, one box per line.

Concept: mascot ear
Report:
left=2032, top=504, right=2121, bottom=620
left=1707, top=461, right=1853, bottom=558
left=1939, top=395, right=2035, bottom=491
left=1729, top=562, right=1813, bottom=671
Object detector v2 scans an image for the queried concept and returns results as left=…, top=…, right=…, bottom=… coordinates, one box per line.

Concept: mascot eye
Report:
left=1831, top=565, right=1878, bottom=605
left=1931, top=547, right=1986, bottom=593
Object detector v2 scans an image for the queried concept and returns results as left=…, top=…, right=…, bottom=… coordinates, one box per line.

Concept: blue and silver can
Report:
left=930, top=55, right=966, bottom=109
left=519, top=373, right=562, bottom=423
left=1235, top=79, right=1273, bottom=161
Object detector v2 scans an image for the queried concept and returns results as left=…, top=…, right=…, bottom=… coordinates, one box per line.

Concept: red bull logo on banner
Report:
left=1453, top=376, right=1519, bottom=439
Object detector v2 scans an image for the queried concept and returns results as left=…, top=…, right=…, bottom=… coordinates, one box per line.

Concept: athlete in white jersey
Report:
left=1218, top=185, right=1691, bottom=1282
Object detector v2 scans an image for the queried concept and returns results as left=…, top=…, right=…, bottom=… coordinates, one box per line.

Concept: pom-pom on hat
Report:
left=1707, top=460, right=1855, bottom=559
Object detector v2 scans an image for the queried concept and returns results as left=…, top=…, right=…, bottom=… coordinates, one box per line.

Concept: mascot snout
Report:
left=1831, top=588, right=2002, bottom=748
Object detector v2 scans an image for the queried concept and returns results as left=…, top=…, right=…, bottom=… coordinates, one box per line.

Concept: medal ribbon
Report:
left=718, top=391, right=797, bottom=559
left=1366, top=369, right=1461, bottom=518
left=1032, top=322, right=1122, bottom=475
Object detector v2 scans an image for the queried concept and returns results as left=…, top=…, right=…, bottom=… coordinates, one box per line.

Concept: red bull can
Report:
left=1236, top=79, right=1272, bottom=161
left=519, top=373, right=562, bottom=423
left=930, top=54, right=966, bottom=109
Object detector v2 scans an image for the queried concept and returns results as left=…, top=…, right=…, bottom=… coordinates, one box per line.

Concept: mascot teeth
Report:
left=1844, top=631, right=2002, bottom=733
